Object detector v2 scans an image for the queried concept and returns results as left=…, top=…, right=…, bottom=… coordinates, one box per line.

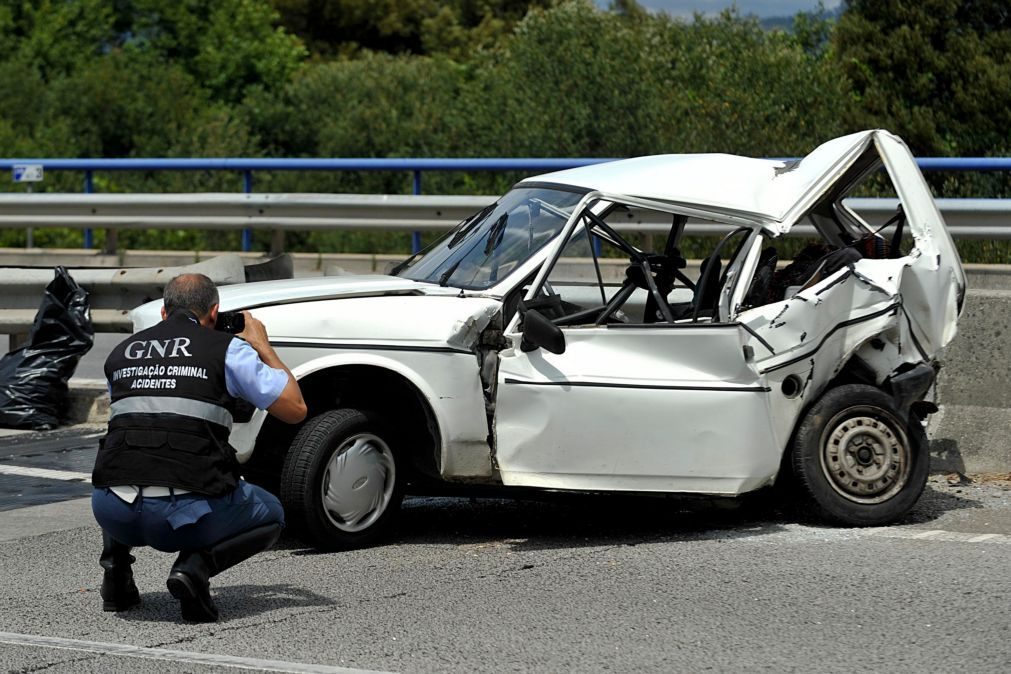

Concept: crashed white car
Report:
left=137, top=130, right=966, bottom=550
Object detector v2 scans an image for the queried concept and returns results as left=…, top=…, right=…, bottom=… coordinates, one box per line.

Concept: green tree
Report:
left=0, top=0, right=116, bottom=78
left=462, top=2, right=850, bottom=159
left=833, top=0, right=1011, bottom=157
left=268, top=0, right=557, bottom=57
left=115, top=0, right=307, bottom=103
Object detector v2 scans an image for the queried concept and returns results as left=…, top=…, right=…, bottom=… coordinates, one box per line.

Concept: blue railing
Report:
left=1, top=157, right=1009, bottom=253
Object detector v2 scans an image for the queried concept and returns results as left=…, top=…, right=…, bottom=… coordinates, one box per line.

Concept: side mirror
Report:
left=520, top=308, right=565, bottom=354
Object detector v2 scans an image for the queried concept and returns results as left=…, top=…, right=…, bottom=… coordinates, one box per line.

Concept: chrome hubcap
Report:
left=321, top=433, right=395, bottom=532
left=821, top=411, right=909, bottom=504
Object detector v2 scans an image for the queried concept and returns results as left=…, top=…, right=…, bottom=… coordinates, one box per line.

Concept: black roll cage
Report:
left=537, top=198, right=757, bottom=327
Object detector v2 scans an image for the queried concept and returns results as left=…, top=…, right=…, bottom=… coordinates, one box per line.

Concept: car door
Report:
left=493, top=215, right=782, bottom=496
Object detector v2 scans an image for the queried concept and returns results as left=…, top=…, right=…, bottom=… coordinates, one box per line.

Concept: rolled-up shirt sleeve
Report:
left=224, top=338, right=289, bottom=410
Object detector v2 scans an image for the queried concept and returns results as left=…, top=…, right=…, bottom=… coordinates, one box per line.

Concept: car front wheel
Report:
left=280, top=408, right=402, bottom=550
left=791, top=384, right=929, bottom=526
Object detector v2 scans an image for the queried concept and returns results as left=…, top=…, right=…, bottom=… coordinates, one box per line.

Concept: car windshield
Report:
left=394, top=186, right=585, bottom=290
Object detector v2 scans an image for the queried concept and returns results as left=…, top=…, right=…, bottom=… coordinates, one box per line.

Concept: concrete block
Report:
left=937, top=289, right=1011, bottom=409
left=289, top=252, right=322, bottom=276
left=964, top=264, right=1011, bottom=291
left=121, top=250, right=271, bottom=268
left=929, top=404, right=1011, bottom=474
left=322, top=254, right=402, bottom=276
left=0, top=247, right=119, bottom=267
left=63, top=379, right=109, bottom=425
left=119, top=250, right=199, bottom=267
left=930, top=288, right=1011, bottom=472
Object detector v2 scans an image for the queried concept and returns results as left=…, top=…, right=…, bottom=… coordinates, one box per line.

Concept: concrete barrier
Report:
left=929, top=289, right=1011, bottom=474
left=0, top=253, right=293, bottom=339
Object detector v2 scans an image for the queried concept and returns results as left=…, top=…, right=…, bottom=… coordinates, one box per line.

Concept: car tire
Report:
left=790, top=384, right=929, bottom=526
left=280, top=408, right=402, bottom=551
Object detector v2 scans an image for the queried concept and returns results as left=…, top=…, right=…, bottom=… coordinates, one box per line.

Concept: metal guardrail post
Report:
left=83, top=171, right=93, bottom=249
left=412, top=170, right=423, bottom=254
left=242, top=170, right=254, bottom=252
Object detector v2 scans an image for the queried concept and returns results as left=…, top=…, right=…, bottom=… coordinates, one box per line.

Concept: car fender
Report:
left=230, top=350, right=493, bottom=477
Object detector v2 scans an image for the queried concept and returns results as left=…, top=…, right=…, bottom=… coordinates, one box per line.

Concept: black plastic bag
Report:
left=0, top=267, right=94, bottom=430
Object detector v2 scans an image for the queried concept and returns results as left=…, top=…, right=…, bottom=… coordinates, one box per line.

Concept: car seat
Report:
left=742, top=246, right=778, bottom=308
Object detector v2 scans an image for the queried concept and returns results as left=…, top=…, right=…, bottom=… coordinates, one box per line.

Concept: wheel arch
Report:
left=775, top=355, right=889, bottom=489
left=243, top=355, right=444, bottom=492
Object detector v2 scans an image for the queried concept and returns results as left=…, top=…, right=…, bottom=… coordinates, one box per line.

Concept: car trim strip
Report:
left=737, top=322, right=776, bottom=354
left=759, top=302, right=901, bottom=374
left=606, top=322, right=740, bottom=330
left=514, top=180, right=593, bottom=195
left=503, top=378, right=770, bottom=393
left=270, top=340, right=473, bottom=355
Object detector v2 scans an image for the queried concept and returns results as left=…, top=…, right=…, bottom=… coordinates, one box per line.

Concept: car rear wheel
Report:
left=280, top=408, right=402, bottom=550
left=791, top=384, right=928, bottom=526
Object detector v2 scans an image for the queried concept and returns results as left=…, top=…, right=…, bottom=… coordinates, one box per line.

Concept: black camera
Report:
left=215, top=310, right=246, bottom=334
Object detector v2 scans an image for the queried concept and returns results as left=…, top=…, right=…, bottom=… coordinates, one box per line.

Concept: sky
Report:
left=629, top=1, right=843, bottom=18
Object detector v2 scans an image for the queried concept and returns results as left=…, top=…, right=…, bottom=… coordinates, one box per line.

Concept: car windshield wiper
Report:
left=483, top=213, right=510, bottom=255
left=437, top=256, right=465, bottom=287
left=447, top=204, right=496, bottom=249
left=389, top=251, right=421, bottom=276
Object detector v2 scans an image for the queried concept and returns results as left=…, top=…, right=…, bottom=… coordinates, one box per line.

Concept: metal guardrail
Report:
left=3, top=156, right=1010, bottom=173
left=0, top=194, right=1007, bottom=239
left=1, top=156, right=1009, bottom=252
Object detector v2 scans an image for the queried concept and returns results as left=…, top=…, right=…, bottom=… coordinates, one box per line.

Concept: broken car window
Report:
left=396, top=187, right=584, bottom=290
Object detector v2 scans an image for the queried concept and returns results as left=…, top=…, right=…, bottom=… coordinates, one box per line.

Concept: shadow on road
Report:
left=288, top=491, right=791, bottom=555
left=286, top=481, right=985, bottom=555
left=116, top=583, right=336, bottom=623
left=902, top=482, right=984, bottom=524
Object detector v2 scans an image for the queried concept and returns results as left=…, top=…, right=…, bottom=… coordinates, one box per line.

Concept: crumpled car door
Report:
left=494, top=321, right=782, bottom=495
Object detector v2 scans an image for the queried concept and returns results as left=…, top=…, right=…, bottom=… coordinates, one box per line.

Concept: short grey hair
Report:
left=163, top=273, right=219, bottom=318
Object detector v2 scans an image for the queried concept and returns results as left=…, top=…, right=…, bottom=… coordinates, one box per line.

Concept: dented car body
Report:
left=136, top=130, right=966, bottom=549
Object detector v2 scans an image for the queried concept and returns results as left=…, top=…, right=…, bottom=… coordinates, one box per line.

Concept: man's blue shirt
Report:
left=224, top=338, right=288, bottom=410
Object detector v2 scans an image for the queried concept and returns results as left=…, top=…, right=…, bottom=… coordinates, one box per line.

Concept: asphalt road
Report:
left=0, top=428, right=1009, bottom=673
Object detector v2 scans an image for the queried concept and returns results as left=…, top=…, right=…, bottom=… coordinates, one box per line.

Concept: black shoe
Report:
left=99, top=532, right=141, bottom=612
left=167, top=569, right=218, bottom=623
left=101, top=570, right=141, bottom=612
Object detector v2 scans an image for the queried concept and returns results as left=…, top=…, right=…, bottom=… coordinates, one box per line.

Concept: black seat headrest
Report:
left=625, top=264, right=651, bottom=290
left=820, top=247, right=863, bottom=276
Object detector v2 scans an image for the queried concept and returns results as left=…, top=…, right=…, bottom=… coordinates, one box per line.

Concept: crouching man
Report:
left=91, top=273, right=307, bottom=622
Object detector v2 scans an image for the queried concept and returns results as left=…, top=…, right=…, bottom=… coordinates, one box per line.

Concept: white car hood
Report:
left=218, top=274, right=443, bottom=309
left=131, top=274, right=456, bottom=329
left=130, top=273, right=503, bottom=353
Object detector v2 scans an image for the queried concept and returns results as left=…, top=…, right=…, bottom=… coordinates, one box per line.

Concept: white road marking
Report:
left=967, top=533, right=1000, bottom=543
left=0, top=465, right=91, bottom=482
left=869, top=528, right=1011, bottom=545
left=0, top=631, right=391, bottom=674
left=911, top=529, right=945, bottom=539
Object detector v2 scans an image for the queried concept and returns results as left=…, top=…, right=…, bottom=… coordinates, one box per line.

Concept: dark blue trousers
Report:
left=92, top=481, right=284, bottom=553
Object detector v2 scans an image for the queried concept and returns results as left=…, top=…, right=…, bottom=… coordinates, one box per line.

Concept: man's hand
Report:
left=238, top=311, right=308, bottom=424
left=237, top=311, right=271, bottom=353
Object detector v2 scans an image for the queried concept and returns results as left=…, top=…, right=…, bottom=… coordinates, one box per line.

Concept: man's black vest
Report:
left=92, top=311, right=240, bottom=496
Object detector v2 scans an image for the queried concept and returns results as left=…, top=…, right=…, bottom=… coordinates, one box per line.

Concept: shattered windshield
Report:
left=394, top=186, right=584, bottom=290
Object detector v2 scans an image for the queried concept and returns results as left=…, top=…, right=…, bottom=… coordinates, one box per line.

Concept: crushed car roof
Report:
left=521, top=130, right=885, bottom=232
